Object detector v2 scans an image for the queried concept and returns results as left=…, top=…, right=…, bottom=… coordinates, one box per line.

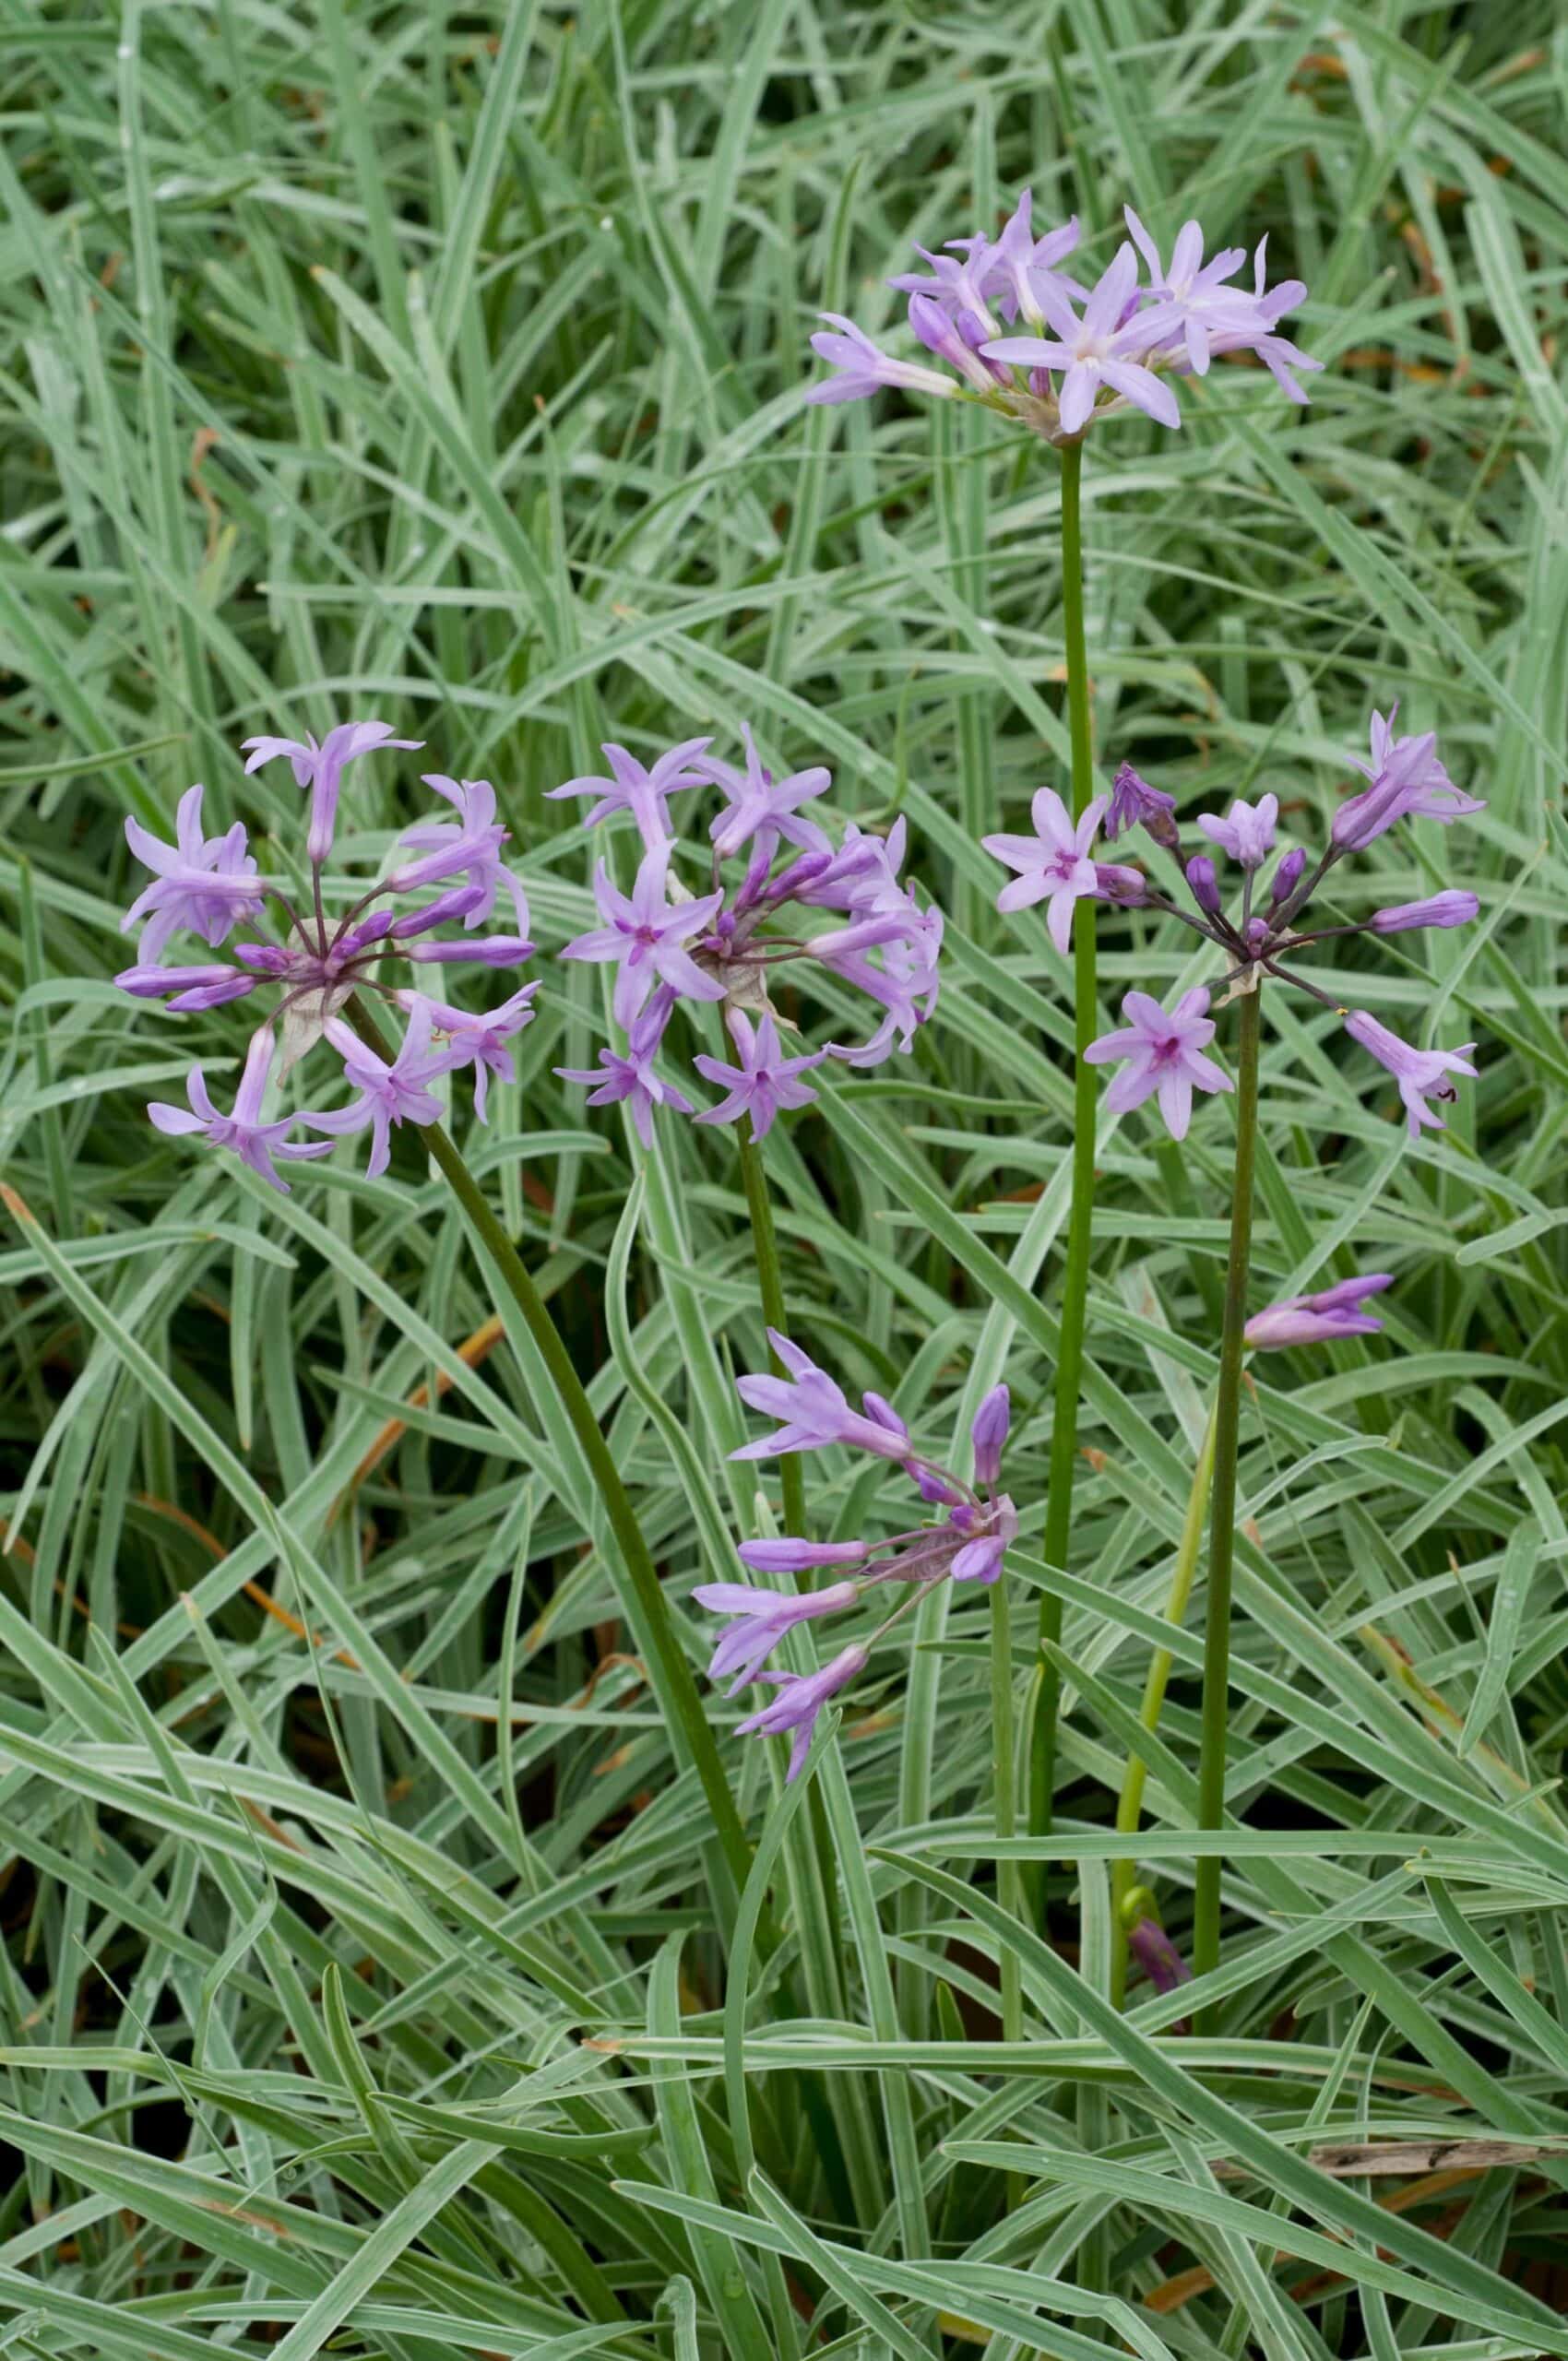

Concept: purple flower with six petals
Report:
left=559, top=844, right=725, bottom=1029
left=732, top=1330, right=917, bottom=1464
left=982, top=243, right=1182, bottom=436
left=148, top=1027, right=333, bottom=1194
left=122, top=785, right=268, bottom=964
left=1196, top=792, right=1278, bottom=870
left=1343, top=1010, right=1477, bottom=1138
left=982, top=787, right=1109, bottom=952
left=735, top=1646, right=870, bottom=1783
left=305, top=1002, right=454, bottom=1178
left=1085, top=986, right=1232, bottom=1141
left=694, top=1011, right=826, bottom=1141
left=242, top=719, right=422, bottom=865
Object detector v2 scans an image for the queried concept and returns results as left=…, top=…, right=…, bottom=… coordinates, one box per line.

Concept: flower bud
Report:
left=1185, top=855, right=1221, bottom=914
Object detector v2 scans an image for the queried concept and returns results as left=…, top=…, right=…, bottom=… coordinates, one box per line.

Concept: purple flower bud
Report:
left=766, top=850, right=834, bottom=901
left=115, top=963, right=255, bottom=1009
left=970, top=1383, right=1010, bottom=1487
left=1245, top=1272, right=1393, bottom=1350
left=1265, top=847, right=1307, bottom=911
left=388, top=884, right=490, bottom=937
left=861, top=1392, right=909, bottom=1448
left=233, top=942, right=291, bottom=972
left=336, top=911, right=397, bottom=958
left=1369, top=891, right=1479, bottom=935
left=1185, top=855, right=1221, bottom=914
left=911, top=1463, right=966, bottom=1507
left=1127, top=1917, right=1191, bottom=1997
left=950, top=1496, right=1016, bottom=1585
left=1092, top=862, right=1147, bottom=905
left=736, top=1538, right=869, bottom=1572
left=405, top=935, right=534, bottom=966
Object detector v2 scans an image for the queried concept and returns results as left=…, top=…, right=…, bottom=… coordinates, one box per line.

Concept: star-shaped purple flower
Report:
left=242, top=719, right=422, bottom=865
left=1084, top=985, right=1233, bottom=1141
left=122, top=784, right=269, bottom=964
left=734, top=1645, right=870, bottom=1783
left=544, top=738, right=712, bottom=850
left=1332, top=709, right=1486, bottom=849
left=731, top=1329, right=915, bottom=1465
left=1344, top=1010, right=1477, bottom=1137
left=694, top=1011, right=826, bottom=1141
left=148, top=1026, right=333, bottom=1194
left=388, top=776, right=529, bottom=933
left=554, top=988, right=694, bottom=1150
left=692, top=726, right=832, bottom=861
left=693, top=1580, right=861, bottom=1695
left=1123, top=208, right=1250, bottom=374
left=407, top=985, right=539, bottom=1122
left=306, top=1001, right=454, bottom=1178
left=981, top=243, right=1182, bottom=436
left=559, top=843, right=725, bottom=1029
left=982, top=786, right=1109, bottom=952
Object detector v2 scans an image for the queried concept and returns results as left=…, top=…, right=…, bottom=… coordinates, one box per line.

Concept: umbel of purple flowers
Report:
left=552, top=730, right=941, bottom=1145
left=808, top=193, right=1319, bottom=439
left=116, top=722, right=537, bottom=1188
left=983, top=706, right=1484, bottom=1142
left=695, top=1341, right=1015, bottom=1779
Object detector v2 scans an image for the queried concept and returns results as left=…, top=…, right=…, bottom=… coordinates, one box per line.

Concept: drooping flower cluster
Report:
left=117, top=723, right=538, bottom=1189
left=696, top=1342, right=1014, bottom=1778
left=984, top=707, right=1484, bottom=1143
left=552, top=730, right=941, bottom=1145
left=808, top=193, right=1319, bottom=439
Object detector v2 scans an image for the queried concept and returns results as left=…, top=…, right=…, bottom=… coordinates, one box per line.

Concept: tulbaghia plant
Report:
left=697, top=1348, right=1015, bottom=1778
left=116, top=722, right=538, bottom=1187
left=811, top=198, right=1320, bottom=1884
left=552, top=729, right=942, bottom=1145
left=1044, top=705, right=1487, bottom=2001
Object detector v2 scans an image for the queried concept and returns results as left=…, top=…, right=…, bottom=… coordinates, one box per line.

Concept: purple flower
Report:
left=1123, top=208, right=1249, bottom=374
left=1344, top=1010, right=1477, bottom=1138
left=1370, top=891, right=1479, bottom=934
left=148, top=1026, right=333, bottom=1194
left=979, top=191, right=1084, bottom=326
left=693, top=1010, right=826, bottom=1141
left=1332, top=710, right=1486, bottom=849
left=388, top=777, right=529, bottom=933
left=693, top=1580, right=861, bottom=1693
left=115, top=961, right=257, bottom=1012
left=1104, top=762, right=1179, bottom=846
left=949, top=1497, right=1018, bottom=1585
left=732, top=1330, right=915, bottom=1465
left=981, top=244, right=1182, bottom=436
left=242, top=719, right=422, bottom=865
left=1245, top=1272, right=1394, bottom=1349
left=970, top=1383, right=1010, bottom=1487
left=734, top=1645, right=869, bottom=1782
left=1196, top=792, right=1278, bottom=870
left=1201, top=237, right=1322, bottom=403
left=407, top=985, right=539, bottom=1121
left=559, top=843, right=725, bottom=1028
left=306, top=1001, right=453, bottom=1178
left=1084, top=986, right=1232, bottom=1141
left=544, top=739, right=712, bottom=850
left=982, top=787, right=1109, bottom=952
left=805, top=314, right=959, bottom=407
left=693, top=727, right=832, bottom=860
left=1127, top=1917, right=1191, bottom=1998
left=555, top=986, right=693, bottom=1149
left=122, top=785, right=268, bottom=963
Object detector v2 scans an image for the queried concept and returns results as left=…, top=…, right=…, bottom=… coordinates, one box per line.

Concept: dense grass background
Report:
left=4, top=1, right=1568, bottom=2353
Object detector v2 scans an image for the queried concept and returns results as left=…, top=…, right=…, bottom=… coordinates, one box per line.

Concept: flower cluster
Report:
left=117, top=723, right=538, bottom=1189
left=552, top=730, right=941, bottom=1145
left=985, top=708, right=1483, bottom=1142
left=696, top=1341, right=1014, bottom=1778
left=808, top=193, right=1319, bottom=439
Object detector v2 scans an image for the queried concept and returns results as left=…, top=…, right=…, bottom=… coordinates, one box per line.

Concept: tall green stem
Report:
left=1026, top=433, right=1098, bottom=1908
left=1192, top=986, right=1262, bottom=2014
left=989, top=1575, right=1023, bottom=2044
left=736, top=1121, right=805, bottom=1539
left=1110, top=1407, right=1217, bottom=2009
left=343, top=998, right=751, bottom=1901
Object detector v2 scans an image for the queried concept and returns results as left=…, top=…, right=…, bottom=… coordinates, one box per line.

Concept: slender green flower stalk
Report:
left=736, top=1119, right=806, bottom=1540
left=1192, top=987, right=1261, bottom=2009
left=343, top=995, right=753, bottom=1904
left=1110, top=1407, right=1217, bottom=2009
left=1026, top=433, right=1099, bottom=1899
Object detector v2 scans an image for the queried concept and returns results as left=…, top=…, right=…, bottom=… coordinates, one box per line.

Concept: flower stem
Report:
left=1110, top=1406, right=1217, bottom=2009
left=1192, top=986, right=1262, bottom=2014
left=1026, top=432, right=1098, bottom=1916
left=342, top=998, right=752, bottom=1900
left=989, top=1572, right=1023, bottom=2043
left=736, top=1119, right=805, bottom=1540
